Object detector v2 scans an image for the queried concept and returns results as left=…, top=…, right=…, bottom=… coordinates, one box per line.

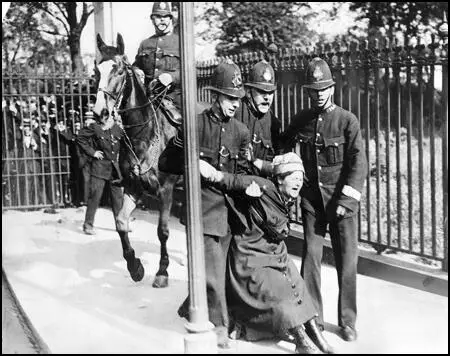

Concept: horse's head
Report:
left=94, top=33, right=130, bottom=117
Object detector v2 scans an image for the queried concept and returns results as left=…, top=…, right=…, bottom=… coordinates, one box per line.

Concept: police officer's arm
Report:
left=158, top=126, right=184, bottom=175
left=236, top=125, right=251, bottom=175
left=250, top=114, right=283, bottom=177
left=337, top=115, right=368, bottom=213
left=76, top=125, right=98, bottom=158
left=278, top=112, right=303, bottom=153
left=199, top=159, right=270, bottom=193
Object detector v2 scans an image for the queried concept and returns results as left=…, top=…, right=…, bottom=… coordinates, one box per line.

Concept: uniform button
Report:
left=112, top=151, right=114, bottom=154
left=159, top=38, right=162, bottom=41
left=156, top=58, right=159, bottom=61
left=297, top=300, right=302, bottom=305
left=334, top=142, right=339, bottom=146
left=220, top=163, right=223, bottom=167
left=283, top=272, right=287, bottom=277
left=318, top=166, right=322, bottom=170
left=200, top=152, right=204, bottom=156
left=279, top=258, right=283, bottom=263
left=318, top=118, right=323, bottom=122
left=316, top=133, right=320, bottom=136
left=316, top=149, right=320, bottom=153
left=294, top=292, right=299, bottom=297
left=319, top=182, right=323, bottom=187
left=291, top=283, right=296, bottom=288
left=222, top=128, right=225, bottom=132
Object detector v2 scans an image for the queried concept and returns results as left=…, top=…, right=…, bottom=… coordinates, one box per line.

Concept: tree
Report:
left=2, top=2, right=93, bottom=74
left=349, top=2, right=448, bottom=42
left=200, top=2, right=320, bottom=56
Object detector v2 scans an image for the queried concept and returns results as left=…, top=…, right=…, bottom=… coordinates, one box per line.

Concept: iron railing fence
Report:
left=196, top=35, right=448, bottom=271
left=2, top=35, right=448, bottom=271
left=2, top=60, right=97, bottom=210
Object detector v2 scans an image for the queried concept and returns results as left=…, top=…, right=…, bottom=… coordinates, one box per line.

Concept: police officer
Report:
left=77, top=109, right=124, bottom=235
left=281, top=57, right=367, bottom=342
left=236, top=60, right=282, bottom=176
left=158, top=60, right=250, bottom=348
left=133, top=1, right=182, bottom=126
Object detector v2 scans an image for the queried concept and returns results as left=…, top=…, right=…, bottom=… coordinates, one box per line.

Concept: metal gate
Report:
left=2, top=60, right=95, bottom=210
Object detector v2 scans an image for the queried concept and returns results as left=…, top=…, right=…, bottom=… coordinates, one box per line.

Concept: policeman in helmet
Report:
left=236, top=59, right=282, bottom=176
left=281, top=57, right=367, bottom=342
left=133, top=2, right=182, bottom=126
left=159, top=59, right=250, bottom=349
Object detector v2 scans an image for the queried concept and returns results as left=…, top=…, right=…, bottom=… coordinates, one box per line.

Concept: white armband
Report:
left=342, top=185, right=361, bottom=201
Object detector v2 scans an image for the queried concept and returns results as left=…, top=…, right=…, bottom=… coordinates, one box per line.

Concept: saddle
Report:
left=147, top=78, right=182, bottom=128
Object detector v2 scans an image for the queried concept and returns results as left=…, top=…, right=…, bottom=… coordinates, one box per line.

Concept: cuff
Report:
left=342, top=185, right=362, bottom=201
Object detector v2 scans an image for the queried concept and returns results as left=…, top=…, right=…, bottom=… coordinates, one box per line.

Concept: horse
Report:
left=93, top=33, right=180, bottom=288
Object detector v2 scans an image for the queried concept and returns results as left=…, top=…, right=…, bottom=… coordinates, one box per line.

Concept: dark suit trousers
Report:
left=300, top=207, right=359, bottom=329
left=83, top=176, right=123, bottom=229
left=81, top=164, right=91, bottom=204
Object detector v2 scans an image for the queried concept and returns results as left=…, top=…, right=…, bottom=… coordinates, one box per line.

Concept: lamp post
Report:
left=178, top=2, right=218, bottom=353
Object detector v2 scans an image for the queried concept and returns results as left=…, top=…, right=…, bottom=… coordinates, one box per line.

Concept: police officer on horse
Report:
left=133, top=1, right=182, bottom=127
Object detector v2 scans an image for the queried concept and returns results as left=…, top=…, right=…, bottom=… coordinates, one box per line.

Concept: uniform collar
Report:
left=209, top=106, right=231, bottom=123
left=314, top=104, right=336, bottom=115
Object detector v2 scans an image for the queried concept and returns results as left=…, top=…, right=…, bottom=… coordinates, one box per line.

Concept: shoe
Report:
left=290, top=325, right=323, bottom=354
left=305, top=318, right=335, bottom=353
left=83, top=226, right=96, bottom=235
left=214, top=326, right=231, bottom=349
left=340, top=325, right=357, bottom=342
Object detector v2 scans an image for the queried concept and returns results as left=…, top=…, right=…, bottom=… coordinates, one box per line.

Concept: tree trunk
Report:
left=69, top=33, right=84, bottom=74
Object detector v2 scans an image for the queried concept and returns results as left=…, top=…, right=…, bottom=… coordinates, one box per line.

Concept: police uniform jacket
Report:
left=158, top=107, right=251, bottom=237
left=76, top=122, right=124, bottom=181
left=282, top=105, right=367, bottom=216
left=134, top=32, right=180, bottom=99
left=236, top=97, right=283, bottom=176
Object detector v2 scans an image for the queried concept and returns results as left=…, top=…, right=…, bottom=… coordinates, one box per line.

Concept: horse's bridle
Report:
left=97, top=61, right=166, bottom=178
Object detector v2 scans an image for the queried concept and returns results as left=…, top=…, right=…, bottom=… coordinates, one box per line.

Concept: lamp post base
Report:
left=184, top=329, right=218, bottom=354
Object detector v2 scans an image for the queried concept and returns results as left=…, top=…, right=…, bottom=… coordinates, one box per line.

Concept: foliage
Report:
left=349, top=2, right=448, bottom=41
left=200, top=2, right=322, bottom=56
left=2, top=2, right=94, bottom=74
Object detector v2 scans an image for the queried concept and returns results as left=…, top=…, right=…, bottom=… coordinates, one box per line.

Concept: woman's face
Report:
left=278, top=170, right=304, bottom=200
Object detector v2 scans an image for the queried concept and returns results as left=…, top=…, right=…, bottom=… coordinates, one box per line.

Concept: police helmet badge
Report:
left=231, top=71, right=242, bottom=88
left=160, top=2, right=166, bottom=9
left=262, top=68, right=272, bottom=82
left=313, top=66, right=324, bottom=81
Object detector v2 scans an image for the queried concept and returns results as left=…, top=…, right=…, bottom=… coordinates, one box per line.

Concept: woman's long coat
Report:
left=215, top=174, right=317, bottom=340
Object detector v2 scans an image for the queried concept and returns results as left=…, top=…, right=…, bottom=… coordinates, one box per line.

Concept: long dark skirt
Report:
left=227, top=225, right=317, bottom=341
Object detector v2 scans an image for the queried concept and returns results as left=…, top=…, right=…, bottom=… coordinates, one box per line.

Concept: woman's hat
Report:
left=272, top=152, right=304, bottom=176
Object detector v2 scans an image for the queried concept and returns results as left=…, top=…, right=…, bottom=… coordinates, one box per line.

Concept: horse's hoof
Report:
left=127, top=258, right=145, bottom=282
left=152, top=275, right=169, bottom=288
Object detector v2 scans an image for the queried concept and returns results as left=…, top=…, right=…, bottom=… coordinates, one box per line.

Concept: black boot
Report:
left=289, top=325, right=323, bottom=354
left=305, top=318, right=335, bottom=354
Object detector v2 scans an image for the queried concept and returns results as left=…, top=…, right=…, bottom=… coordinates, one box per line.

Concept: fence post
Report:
left=438, top=13, right=448, bottom=272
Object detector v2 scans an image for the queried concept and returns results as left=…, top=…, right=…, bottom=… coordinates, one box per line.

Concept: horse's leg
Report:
left=152, top=173, right=178, bottom=288
left=116, top=191, right=145, bottom=282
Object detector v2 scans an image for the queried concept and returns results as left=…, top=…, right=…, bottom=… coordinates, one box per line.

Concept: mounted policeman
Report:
left=133, top=1, right=182, bottom=127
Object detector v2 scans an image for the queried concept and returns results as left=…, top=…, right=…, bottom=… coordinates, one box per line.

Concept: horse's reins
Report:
left=100, top=62, right=166, bottom=178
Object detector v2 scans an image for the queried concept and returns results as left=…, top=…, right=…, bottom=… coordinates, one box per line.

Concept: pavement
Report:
left=2, top=207, right=448, bottom=354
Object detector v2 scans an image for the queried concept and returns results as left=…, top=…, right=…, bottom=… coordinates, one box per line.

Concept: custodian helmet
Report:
left=206, top=59, right=245, bottom=99
left=151, top=2, right=173, bottom=18
left=303, top=57, right=335, bottom=90
left=244, top=60, right=276, bottom=93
